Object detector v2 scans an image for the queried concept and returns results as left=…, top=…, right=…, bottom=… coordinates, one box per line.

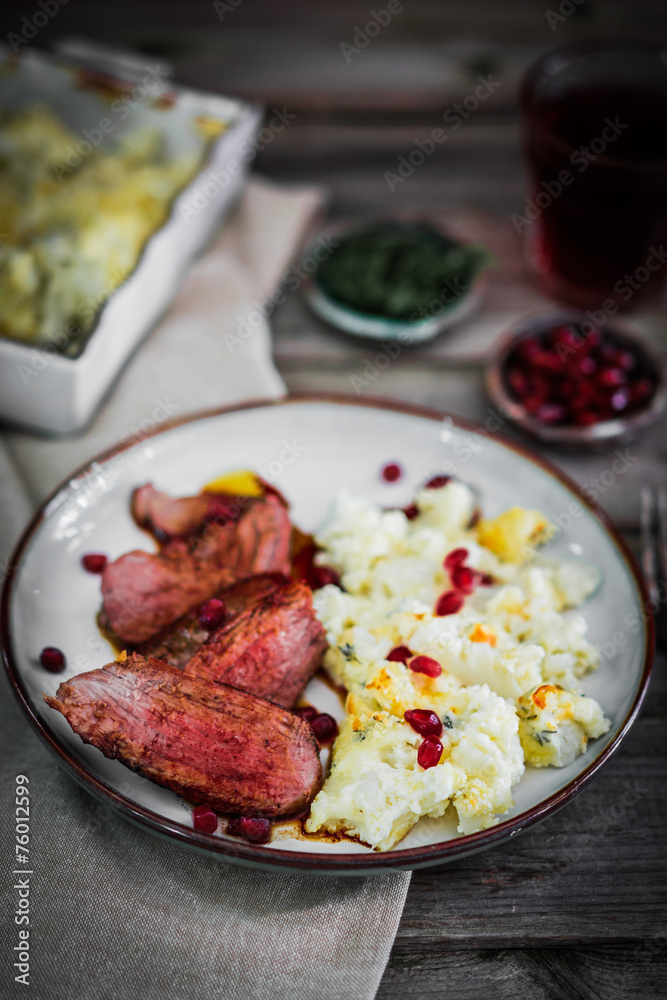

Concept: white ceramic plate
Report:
left=1, top=397, right=653, bottom=874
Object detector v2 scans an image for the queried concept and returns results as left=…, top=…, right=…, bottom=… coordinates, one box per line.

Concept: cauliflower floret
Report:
left=306, top=683, right=524, bottom=850
left=517, top=684, right=610, bottom=767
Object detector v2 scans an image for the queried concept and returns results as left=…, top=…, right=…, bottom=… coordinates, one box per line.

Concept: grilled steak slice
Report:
left=132, top=484, right=241, bottom=539
left=135, top=572, right=290, bottom=669
left=184, top=581, right=327, bottom=708
left=101, top=494, right=292, bottom=645
left=44, top=654, right=322, bottom=818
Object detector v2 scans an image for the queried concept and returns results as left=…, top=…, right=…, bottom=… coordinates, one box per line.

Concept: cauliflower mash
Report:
left=305, top=479, right=610, bottom=851
left=0, top=106, right=212, bottom=350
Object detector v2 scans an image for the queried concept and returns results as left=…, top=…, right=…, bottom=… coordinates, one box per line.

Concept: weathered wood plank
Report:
left=376, top=945, right=667, bottom=1000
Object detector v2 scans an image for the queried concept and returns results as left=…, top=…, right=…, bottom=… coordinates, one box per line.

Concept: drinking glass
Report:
left=518, top=39, right=667, bottom=310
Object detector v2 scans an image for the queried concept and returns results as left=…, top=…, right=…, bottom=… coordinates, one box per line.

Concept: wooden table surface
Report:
left=8, top=1, right=667, bottom=996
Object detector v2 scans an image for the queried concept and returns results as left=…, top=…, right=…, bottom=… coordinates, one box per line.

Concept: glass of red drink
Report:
left=518, top=40, right=667, bottom=310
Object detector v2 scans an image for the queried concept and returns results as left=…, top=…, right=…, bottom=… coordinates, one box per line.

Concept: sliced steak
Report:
left=101, top=494, right=292, bottom=645
left=184, top=581, right=327, bottom=708
left=135, top=572, right=290, bottom=669
left=44, top=654, right=322, bottom=818
left=132, top=484, right=241, bottom=539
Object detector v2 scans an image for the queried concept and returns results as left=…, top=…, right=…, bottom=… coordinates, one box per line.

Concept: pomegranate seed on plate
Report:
left=402, top=503, right=419, bottom=520
left=435, top=590, right=464, bottom=616
left=404, top=709, right=443, bottom=738
left=381, top=462, right=403, bottom=483
left=444, top=547, right=468, bottom=572
left=310, top=565, right=341, bottom=589
left=386, top=645, right=413, bottom=664
left=424, top=475, right=451, bottom=490
left=81, top=553, right=107, bottom=574
left=451, top=565, right=476, bottom=594
left=198, top=598, right=226, bottom=630
left=40, top=647, right=66, bottom=672
left=311, top=713, right=338, bottom=743
left=295, top=705, right=319, bottom=723
left=417, top=736, right=443, bottom=769
left=409, top=655, right=442, bottom=678
left=192, top=805, right=218, bottom=834
left=227, top=816, right=271, bottom=844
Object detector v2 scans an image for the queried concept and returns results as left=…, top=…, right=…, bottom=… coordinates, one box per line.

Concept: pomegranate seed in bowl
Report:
left=486, top=314, right=665, bottom=449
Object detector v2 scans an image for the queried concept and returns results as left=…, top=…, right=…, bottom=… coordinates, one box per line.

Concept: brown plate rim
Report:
left=0, top=394, right=654, bottom=872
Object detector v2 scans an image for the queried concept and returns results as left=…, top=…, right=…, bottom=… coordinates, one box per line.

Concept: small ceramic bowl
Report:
left=302, top=220, right=489, bottom=345
left=485, top=312, right=666, bottom=450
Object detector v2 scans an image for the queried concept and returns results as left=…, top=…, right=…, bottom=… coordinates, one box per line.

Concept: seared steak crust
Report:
left=183, top=581, right=327, bottom=708
left=101, top=493, right=292, bottom=645
left=44, top=654, right=322, bottom=817
left=135, top=573, right=290, bottom=669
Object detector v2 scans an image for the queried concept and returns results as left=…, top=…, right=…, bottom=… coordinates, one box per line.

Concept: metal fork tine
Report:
left=640, top=487, right=658, bottom=606
left=658, top=487, right=667, bottom=600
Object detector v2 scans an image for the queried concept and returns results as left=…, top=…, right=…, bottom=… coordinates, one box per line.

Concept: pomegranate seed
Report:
left=632, top=378, right=654, bottom=403
left=616, top=350, right=636, bottom=371
left=516, top=336, right=541, bottom=361
left=386, top=645, right=413, bottom=664
left=198, top=598, right=226, bottom=630
left=574, top=410, right=599, bottom=427
left=381, top=462, right=403, bottom=483
left=310, top=565, right=341, bottom=589
left=40, top=646, right=66, bottom=672
left=451, top=565, right=476, bottom=594
left=435, top=590, right=464, bottom=616
left=311, top=713, right=338, bottom=743
left=424, top=475, right=451, bottom=490
left=227, top=816, right=271, bottom=844
left=535, top=403, right=566, bottom=424
left=417, top=736, right=443, bottom=769
left=295, top=705, right=319, bottom=723
left=409, top=655, right=442, bottom=678
left=598, top=366, right=626, bottom=387
left=444, top=547, right=468, bottom=572
left=81, top=552, right=107, bottom=574
left=474, top=571, right=495, bottom=586
left=611, top=388, right=631, bottom=412
left=192, top=805, right=218, bottom=834
left=532, top=350, right=563, bottom=372
left=577, top=356, right=597, bottom=377
left=507, top=369, right=528, bottom=398
left=405, top=708, right=443, bottom=738
left=403, top=503, right=419, bottom=520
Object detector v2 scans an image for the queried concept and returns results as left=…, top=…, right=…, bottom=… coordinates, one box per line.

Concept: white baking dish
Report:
left=0, top=44, right=262, bottom=435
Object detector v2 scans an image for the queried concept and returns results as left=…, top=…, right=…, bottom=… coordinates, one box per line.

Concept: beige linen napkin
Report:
left=0, top=176, right=411, bottom=1000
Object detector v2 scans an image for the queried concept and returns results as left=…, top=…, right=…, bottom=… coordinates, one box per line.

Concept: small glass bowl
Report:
left=302, top=219, right=489, bottom=345
left=485, top=312, right=666, bottom=450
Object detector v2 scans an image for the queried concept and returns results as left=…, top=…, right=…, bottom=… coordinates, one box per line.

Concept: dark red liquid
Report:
left=523, top=83, right=667, bottom=309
